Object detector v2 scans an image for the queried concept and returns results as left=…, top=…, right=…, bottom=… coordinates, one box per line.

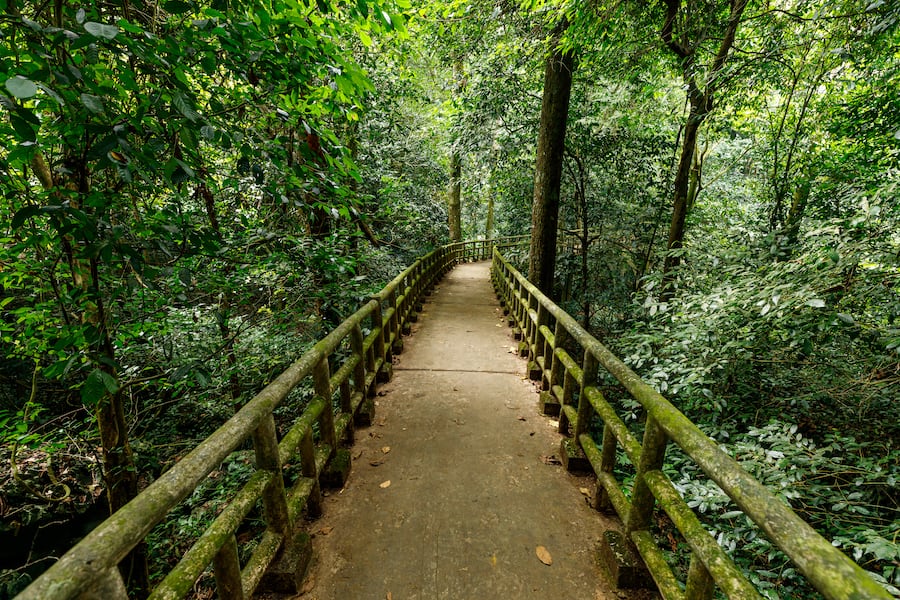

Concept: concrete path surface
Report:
left=299, top=262, right=638, bottom=599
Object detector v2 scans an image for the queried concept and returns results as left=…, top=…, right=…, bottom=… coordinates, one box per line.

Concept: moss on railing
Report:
left=16, top=238, right=526, bottom=600
left=491, top=248, right=890, bottom=600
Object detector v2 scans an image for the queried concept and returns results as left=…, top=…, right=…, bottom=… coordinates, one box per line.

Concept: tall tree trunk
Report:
left=528, top=40, right=575, bottom=297
left=448, top=59, right=465, bottom=242
left=658, top=0, right=749, bottom=301
left=485, top=189, right=494, bottom=240
left=661, top=98, right=705, bottom=297
left=90, top=257, right=148, bottom=595
left=448, top=151, right=462, bottom=241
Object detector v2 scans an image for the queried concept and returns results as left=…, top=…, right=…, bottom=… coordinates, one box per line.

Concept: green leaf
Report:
left=84, top=21, right=119, bottom=40
left=10, top=113, right=37, bottom=141
left=81, top=93, right=105, bottom=113
left=172, top=91, right=200, bottom=121
left=11, top=205, right=42, bottom=229
left=5, top=76, right=38, bottom=99
left=81, top=368, right=119, bottom=404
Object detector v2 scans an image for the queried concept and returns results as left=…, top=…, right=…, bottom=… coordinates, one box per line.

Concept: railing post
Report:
left=300, top=428, right=323, bottom=518
left=549, top=324, right=568, bottom=392
left=252, top=414, right=292, bottom=538
left=388, top=288, right=402, bottom=355
left=213, top=535, right=244, bottom=600
left=528, top=303, right=548, bottom=381
left=313, top=357, right=337, bottom=454
left=685, top=553, right=715, bottom=600
left=75, top=566, right=127, bottom=599
left=574, top=351, right=598, bottom=439
left=596, top=420, right=618, bottom=512
left=625, top=415, right=668, bottom=534
left=351, top=323, right=367, bottom=400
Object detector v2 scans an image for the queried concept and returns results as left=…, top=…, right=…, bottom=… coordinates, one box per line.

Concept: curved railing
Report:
left=15, top=237, right=526, bottom=600
left=491, top=248, right=889, bottom=600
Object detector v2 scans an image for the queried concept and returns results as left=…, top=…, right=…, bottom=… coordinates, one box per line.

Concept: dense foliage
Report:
left=2, top=0, right=898, bottom=597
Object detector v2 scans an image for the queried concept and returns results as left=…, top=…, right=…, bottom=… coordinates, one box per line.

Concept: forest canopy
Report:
left=1, top=0, right=898, bottom=597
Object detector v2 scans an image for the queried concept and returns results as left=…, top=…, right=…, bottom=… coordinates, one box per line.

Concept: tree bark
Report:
left=528, top=41, right=575, bottom=297
left=658, top=0, right=749, bottom=301
left=448, top=151, right=462, bottom=241
left=661, top=99, right=704, bottom=292
left=448, top=59, right=465, bottom=242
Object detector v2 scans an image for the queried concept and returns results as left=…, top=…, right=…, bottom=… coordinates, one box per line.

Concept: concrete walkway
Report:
left=301, top=262, right=627, bottom=599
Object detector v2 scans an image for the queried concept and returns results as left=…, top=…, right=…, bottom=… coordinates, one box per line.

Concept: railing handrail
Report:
left=16, top=238, right=513, bottom=600
left=490, top=247, right=889, bottom=600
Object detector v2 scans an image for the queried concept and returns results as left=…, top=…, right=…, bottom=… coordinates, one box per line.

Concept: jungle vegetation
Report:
left=1, top=0, right=898, bottom=597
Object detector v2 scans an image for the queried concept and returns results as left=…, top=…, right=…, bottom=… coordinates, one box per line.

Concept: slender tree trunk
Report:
left=485, top=189, right=494, bottom=240
left=661, top=100, right=704, bottom=298
left=90, top=257, right=148, bottom=595
left=448, top=59, right=465, bottom=242
left=448, top=151, right=462, bottom=241
left=528, top=41, right=575, bottom=297
left=658, top=0, right=749, bottom=301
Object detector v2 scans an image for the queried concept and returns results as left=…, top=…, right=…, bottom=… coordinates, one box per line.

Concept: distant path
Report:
left=301, top=262, right=624, bottom=599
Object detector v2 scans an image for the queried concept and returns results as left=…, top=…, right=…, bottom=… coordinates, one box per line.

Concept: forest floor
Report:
left=273, top=262, right=657, bottom=600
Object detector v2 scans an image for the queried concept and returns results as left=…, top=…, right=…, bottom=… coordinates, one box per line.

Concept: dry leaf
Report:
left=518, top=416, right=527, bottom=421
left=386, top=593, right=393, bottom=600
left=541, top=454, right=562, bottom=466
left=353, top=450, right=364, bottom=460
left=379, top=480, right=391, bottom=488
left=317, top=526, right=334, bottom=536
left=490, top=553, right=497, bottom=567
left=579, top=487, right=591, bottom=497
left=382, top=446, right=391, bottom=454
left=369, top=459, right=384, bottom=467
left=536, top=545, right=553, bottom=566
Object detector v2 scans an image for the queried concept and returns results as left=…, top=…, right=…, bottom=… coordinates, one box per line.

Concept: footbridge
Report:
left=16, top=240, right=889, bottom=600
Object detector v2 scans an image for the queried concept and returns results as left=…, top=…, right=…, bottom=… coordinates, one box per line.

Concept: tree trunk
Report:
left=528, top=43, right=575, bottom=297
left=658, top=0, right=749, bottom=301
left=448, top=151, right=462, bottom=241
left=448, top=59, right=465, bottom=243
left=661, top=100, right=704, bottom=299
left=485, top=189, right=494, bottom=240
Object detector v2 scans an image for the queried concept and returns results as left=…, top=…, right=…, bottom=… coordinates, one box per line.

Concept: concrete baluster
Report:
left=313, top=357, right=337, bottom=454
left=213, top=535, right=244, bottom=600
left=252, top=414, right=291, bottom=538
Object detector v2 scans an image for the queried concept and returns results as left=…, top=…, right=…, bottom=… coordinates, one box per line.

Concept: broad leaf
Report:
left=84, top=21, right=119, bottom=40
left=5, top=76, right=38, bottom=99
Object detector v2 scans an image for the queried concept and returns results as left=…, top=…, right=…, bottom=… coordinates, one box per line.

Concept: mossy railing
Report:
left=15, top=238, right=525, bottom=600
left=491, top=248, right=890, bottom=600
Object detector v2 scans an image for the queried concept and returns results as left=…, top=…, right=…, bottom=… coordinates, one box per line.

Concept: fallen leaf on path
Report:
left=541, top=455, right=562, bottom=466
left=379, top=480, right=391, bottom=488
left=549, top=420, right=559, bottom=428
left=353, top=450, right=364, bottom=460
left=536, top=545, right=553, bottom=566
left=382, top=446, right=391, bottom=454
left=386, top=593, right=393, bottom=600
left=518, top=416, right=527, bottom=421
left=490, top=553, right=497, bottom=567
left=369, top=459, right=384, bottom=467
left=580, top=487, right=591, bottom=497
left=317, top=526, right=334, bottom=536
